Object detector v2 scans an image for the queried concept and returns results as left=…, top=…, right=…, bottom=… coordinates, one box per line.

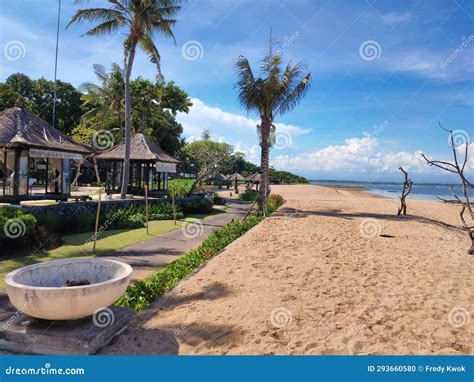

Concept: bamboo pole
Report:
left=93, top=188, right=102, bottom=252
left=144, top=184, right=149, bottom=235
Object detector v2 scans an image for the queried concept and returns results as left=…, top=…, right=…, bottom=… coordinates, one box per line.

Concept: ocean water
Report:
left=311, top=180, right=472, bottom=200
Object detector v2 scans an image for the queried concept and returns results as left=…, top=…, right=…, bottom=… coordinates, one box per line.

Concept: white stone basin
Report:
left=5, top=258, right=132, bottom=321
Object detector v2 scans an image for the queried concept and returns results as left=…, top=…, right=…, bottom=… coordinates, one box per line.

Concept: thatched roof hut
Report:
left=245, top=172, right=261, bottom=183
left=0, top=107, right=91, bottom=156
left=226, top=172, right=244, bottom=181
left=94, top=133, right=179, bottom=163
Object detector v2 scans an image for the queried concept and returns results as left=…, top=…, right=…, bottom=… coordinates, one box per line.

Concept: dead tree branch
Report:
left=397, top=167, right=413, bottom=216
left=421, top=124, right=473, bottom=254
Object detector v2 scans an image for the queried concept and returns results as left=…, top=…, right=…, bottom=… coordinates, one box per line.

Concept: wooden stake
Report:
left=144, top=184, right=149, bottom=234
left=93, top=188, right=102, bottom=252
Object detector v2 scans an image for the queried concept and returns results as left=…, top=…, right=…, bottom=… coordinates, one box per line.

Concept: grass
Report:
left=0, top=213, right=218, bottom=289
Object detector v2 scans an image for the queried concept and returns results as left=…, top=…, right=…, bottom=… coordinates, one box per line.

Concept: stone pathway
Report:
left=93, top=199, right=250, bottom=281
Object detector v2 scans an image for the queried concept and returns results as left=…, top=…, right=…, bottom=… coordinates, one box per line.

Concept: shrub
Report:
left=122, top=213, right=146, bottom=229
left=168, top=179, right=195, bottom=195
left=238, top=190, right=258, bottom=202
left=0, top=207, right=37, bottom=239
left=265, top=194, right=285, bottom=214
left=180, top=198, right=213, bottom=214
left=117, top=215, right=263, bottom=311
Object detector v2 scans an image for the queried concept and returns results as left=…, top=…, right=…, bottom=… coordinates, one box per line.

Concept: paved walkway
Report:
left=102, top=199, right=251, bottom=281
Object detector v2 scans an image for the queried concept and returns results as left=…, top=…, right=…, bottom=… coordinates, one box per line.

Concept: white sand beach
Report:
left=105, top=185, right=473, bottom=355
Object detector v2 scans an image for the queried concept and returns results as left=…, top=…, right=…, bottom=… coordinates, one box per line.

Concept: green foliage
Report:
left=117, top=215, right=264, bottom=311
left=37, top=201, right=183, bottom=235
left=238, top=190, right=259, bottom=202
left=168, top=179, right=195, bottom=195
left=1, top=73, right=83, bottom=134
left=179, top=198, right=214, bottom=214
left=182, top=140, right=233, bottom=180
left=0, top=207, right=37, bottom=239
left=265, top=194, right=285, bottom=214
left=269, top=169, right=309, bottom=184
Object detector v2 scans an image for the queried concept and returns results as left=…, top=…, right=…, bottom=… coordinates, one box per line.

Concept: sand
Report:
left=104, top=185, right=473, bottom=355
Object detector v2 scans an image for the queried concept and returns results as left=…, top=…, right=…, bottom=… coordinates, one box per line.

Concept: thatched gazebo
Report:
left=0, top=107, right=91, bottom=202
left=226, top=172, right=244, bottom=194
left=245, top=172, right=261, bottom=191
left=94, top=133, right=179, bottom=195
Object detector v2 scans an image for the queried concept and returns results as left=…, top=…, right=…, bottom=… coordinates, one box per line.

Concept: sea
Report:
left=310, top=180, right=472, bottom=201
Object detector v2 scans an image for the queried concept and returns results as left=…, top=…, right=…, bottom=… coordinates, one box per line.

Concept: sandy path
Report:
left=104, top=185, right=473, bottom=355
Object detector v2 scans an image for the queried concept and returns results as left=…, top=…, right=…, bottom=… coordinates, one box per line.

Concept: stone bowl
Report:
left=5, top=258, right=132, bottom=321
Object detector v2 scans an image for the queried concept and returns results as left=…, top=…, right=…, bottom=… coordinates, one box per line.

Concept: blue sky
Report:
left=1, top=0, right=473, bottom=182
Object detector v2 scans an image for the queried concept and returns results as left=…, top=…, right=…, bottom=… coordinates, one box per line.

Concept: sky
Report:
left=0, top=0, right=473, bottom=183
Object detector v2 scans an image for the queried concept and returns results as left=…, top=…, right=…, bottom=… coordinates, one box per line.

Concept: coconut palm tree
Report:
left=235, top=40, right=311, bottom=210
left=68, top=0, right=181, bottom=199
left=79, top=63, right=125, bottom=132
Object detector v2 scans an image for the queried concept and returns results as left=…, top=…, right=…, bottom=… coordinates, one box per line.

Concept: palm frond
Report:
left=276, top=73, right=312, bottom=116
left=235, top=56, right=259, bottom=113
left=67, top=8, right=127, bottom=29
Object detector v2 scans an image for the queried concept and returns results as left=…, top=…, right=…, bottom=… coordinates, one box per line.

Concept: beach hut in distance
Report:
left=245, top=172, right=261, bottom=191
left=0, top=107, right=91, bottom=203
left=93, top=133, right=179, bottom=195
left=226, top=172, right=244, bottom=194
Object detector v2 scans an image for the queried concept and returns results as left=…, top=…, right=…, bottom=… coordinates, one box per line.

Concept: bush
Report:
left=122, top=213, right=146, bottom=229
left=238, top=190, right=258, bottom=202
left=117, top=215, right=263, bottom=311
left=180, top=198, right=213, bottom=214
left=265, top=194, right=285, bottom=214
left=0, top=207, right=37, bottom=239
left=168, top=179, right=195, bottom=195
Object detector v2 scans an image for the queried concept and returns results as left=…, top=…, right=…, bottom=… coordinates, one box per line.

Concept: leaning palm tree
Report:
left=68, top=0, right=181, bottom=199
left=235, top=40, right=311, bottom=210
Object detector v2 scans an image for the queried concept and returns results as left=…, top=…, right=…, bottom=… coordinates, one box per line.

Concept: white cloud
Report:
left=177, top=98, right=311, bottom=137
left=271, top=135, right=458, bottom=181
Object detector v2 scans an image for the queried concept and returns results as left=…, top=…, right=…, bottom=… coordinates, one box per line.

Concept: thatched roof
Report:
left=245, top=172, right=261, bottom=182
left=226, top=172, right=244, bottom=181
left=94, top=133, right=179, bottom=163
left=0, top=107, right=91, bottom=154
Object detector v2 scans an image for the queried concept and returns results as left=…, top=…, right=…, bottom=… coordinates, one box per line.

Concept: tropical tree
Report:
left=235, top=40, right=311, bottom=209
left=79, top=63, right=125, bottom=134
left=68, top=0, right=181, bottom=199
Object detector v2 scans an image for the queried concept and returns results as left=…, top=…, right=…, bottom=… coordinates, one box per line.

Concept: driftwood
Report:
left=397, top=167, right=413, bottom=215
left=421, top=124, right=473, bottom=254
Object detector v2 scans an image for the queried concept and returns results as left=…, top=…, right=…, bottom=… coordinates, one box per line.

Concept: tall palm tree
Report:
left=68, top=0, right=181, bottom=199
left=235, top=40, right=311, bottom=210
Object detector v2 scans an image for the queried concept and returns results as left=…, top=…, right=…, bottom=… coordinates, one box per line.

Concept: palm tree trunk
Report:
left=258, top=122, right=271, bottom=210
left=120, top=41, right=137, bottom=199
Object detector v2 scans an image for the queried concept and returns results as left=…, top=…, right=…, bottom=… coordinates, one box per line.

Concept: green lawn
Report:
left=0, top=213, right=217, bottom=289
